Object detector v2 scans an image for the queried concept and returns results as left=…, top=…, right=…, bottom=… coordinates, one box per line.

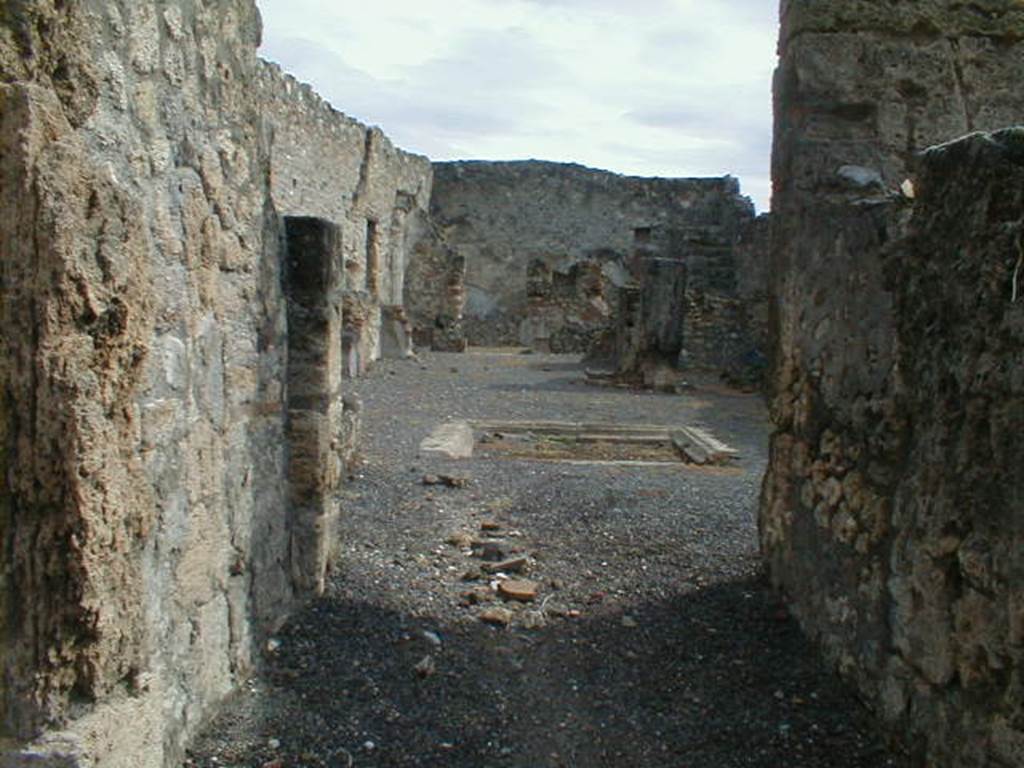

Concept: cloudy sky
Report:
left=256, top=1, right=779, bottom=212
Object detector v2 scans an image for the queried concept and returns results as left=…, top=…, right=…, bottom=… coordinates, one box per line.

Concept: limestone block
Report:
left=420, top=421, right=475, bottom=459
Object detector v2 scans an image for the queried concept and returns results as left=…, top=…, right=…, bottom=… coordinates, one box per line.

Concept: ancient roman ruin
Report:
left=762, top=2, right=1024, bottom=765
left=0, top=0, right=1021, bottom=766
left=429, top=161, right=769, bottom=386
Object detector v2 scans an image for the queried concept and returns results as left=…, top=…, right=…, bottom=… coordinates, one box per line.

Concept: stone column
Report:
left=283, top=217, right=344, bottom=595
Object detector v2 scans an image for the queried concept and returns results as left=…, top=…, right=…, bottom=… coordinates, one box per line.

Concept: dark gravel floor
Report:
left=187, top=349, right=906, bottom=768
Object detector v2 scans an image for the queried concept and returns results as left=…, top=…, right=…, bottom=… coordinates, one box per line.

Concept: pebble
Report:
left=414, top=655, right=436, bottom=678
left=480, top=607, right=514, bottom=626
left=422, top=630, right=442, bottom=647
left=498, top=579, right=539, bottom=602
left=481, top=556, right=529, bottom=574
left=475, top=541, right=507, bottom=562
left=522, top=611, right=547, bottom=629
left=544, top=602, right=570, bottom=617
left=447, top=531, right=474, bottom=548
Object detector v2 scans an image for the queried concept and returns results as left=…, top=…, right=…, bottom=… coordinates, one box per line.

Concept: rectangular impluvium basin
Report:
left=419, top=420, right=738, bottom=466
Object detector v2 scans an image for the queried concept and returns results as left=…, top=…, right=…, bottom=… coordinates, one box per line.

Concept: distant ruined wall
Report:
left=0, top=2, right=423, bottom=766
left=763, top=1, right=1024, bottom=765
left=429, top=160, right=759, bottom=364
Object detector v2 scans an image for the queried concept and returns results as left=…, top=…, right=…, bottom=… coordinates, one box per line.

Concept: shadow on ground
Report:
left=188, top=352, right=903, bottom=768
left=190, top=575, right=906, bottom=768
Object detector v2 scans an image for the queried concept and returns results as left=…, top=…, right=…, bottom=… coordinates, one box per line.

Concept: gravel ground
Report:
left=188, top=349, right=905, bottom=768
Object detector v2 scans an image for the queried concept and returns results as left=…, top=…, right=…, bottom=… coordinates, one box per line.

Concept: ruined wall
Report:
left=522, top=257, right=619, bottom=354
left=402, top=213, right=468, bottom=352
left=429, top=160, right=757, bottom=360
left=258, top=62, right=433, bottom=371
left=714, top=213, right=771, bottom=388
left=0, top=2, right=288, bottom=763
left=0, top=2, right=422, bottom=766
left=762, top=2, right=1024, bottom=765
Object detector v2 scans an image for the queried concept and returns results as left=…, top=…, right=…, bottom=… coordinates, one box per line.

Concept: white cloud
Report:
left=255, top=0, right=778, bottom=211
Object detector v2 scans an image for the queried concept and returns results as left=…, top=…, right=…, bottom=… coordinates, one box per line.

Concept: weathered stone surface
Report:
left=764, top=3, right=1024, bottom=764
left=259, top=63, right=434, bottom=371
left=430, top=161, right=763, bottom=372
left=481, top=557, right=529, bottom=575
left=1, top=3, right=285, bottom=764
left=380, top=305, right=415, bottom=360
left=0, top=2, right=430, bottom=766
left=498, top=580, right=539, bottom=603
left=479, top=607, right=514, bottom=627
left=403, top=216, right=468, bottom=351
left=283, top=218, right=344, bottom=596
left=419, top=421, right=475, bottom=460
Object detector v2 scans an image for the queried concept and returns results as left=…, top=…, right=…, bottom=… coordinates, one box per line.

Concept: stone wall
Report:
left=258, top=62, right=433, bottom=371
left=401, top=211, right=468, bottom=352
left=0, top=2, right=425, bottom=766
left=521, top=257, right=619, bottom=354
left=429, top=160, right=759, bottom=365
left=762, top=2, right=1024, bottom=765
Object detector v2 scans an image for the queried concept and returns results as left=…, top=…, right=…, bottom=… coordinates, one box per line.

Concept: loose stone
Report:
left=498, top=579, right=540, bottom=602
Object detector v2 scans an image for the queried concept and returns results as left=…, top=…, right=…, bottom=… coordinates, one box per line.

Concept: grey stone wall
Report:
left=762, top=2, right=1024, bottom=765
left=0, top=2, right=427, bottom=766
left=429, top=160, right=758, bottom=364
left=258, top=62, right=433, bottom=370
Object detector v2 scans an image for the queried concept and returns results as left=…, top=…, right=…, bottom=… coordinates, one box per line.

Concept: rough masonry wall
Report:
left=429, top=160, right=757, bottom=360
left=762, top=2, right=1024, bottom=765
left=402, top=215, right=468, bottom=352
left=0, top=2, right=288, bottom=764
left=259, top=62, right=433, bottom=371
left=0, top=2, right=427, bottom=766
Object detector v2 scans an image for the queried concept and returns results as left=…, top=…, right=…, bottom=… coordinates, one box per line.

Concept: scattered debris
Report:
left=414, top=655, right=436, bottom=678
left=479, top=607, right=513, bottom=626
left=670, top=426, right=738, bottom=466
left=498, top=579, right=539, bottom=603
left=473, top=540, right=507, bottom=562
left=462, top=589, right=497, bottom=606
left=190, top=351, right=895, bottom=767
left=447, top=531, right=474, bottom=548
left=423, top=473, right=470, bottom=488
left=543, top=601, right=570, bottom=618
left=422, top=630, right=442, bottom=648
left=521, top=611, right=547, bottom=630
left=481, top=556, right=529, bottom=575
left=459, top=588, right=495, bottom=606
